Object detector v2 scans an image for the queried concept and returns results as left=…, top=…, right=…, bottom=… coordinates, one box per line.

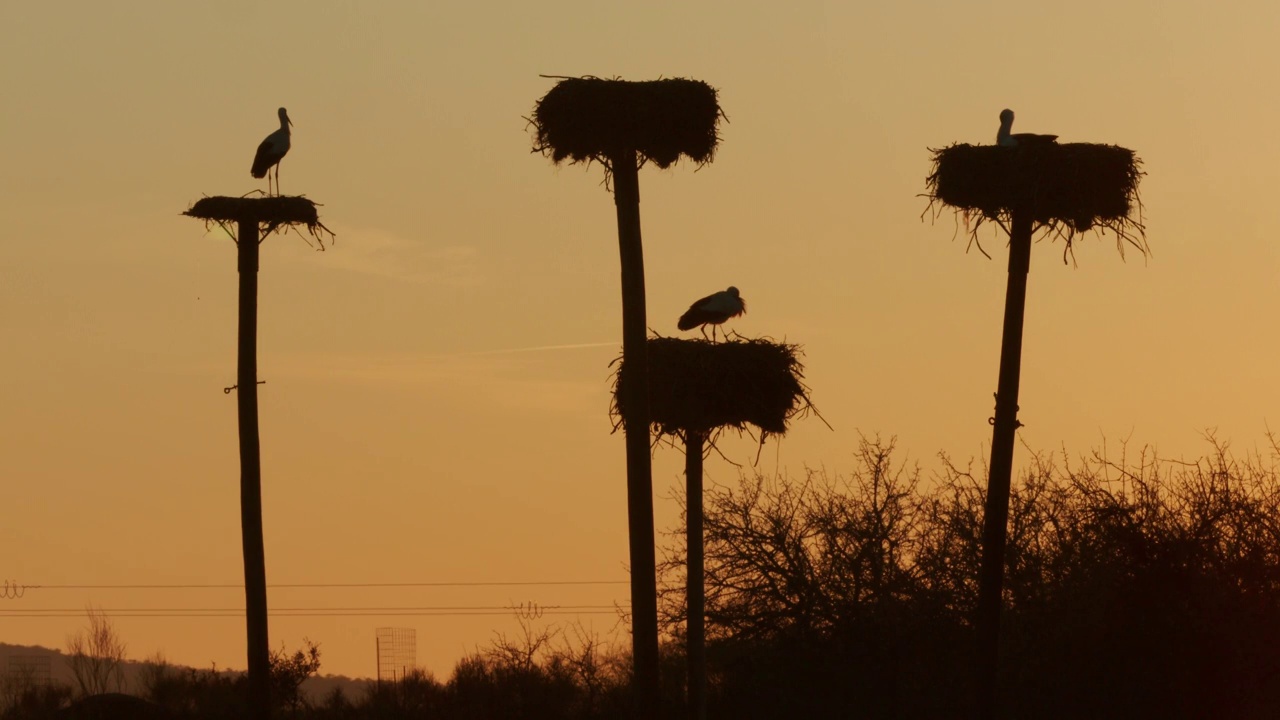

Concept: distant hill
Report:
left=0, top=643, right=370, bottom=704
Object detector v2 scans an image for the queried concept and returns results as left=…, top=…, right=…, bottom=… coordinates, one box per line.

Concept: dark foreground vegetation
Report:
left=5, top=435, right=1279, bottom=719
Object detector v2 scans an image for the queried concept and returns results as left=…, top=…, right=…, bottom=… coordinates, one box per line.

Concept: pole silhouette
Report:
left=974, top=210, right=1032, bottom=720
left=925, top=122, right=1146, bottom=719
left=236, top=216, right=271, bottom=720
left=610, top=148, right=661, bottom=714
left=613, top=336, right=819, bottom=720
left=685, top=430, right=706, bottom=720
left=184, top=195, right=332, bottom=720
left=532, top=77, right=724, bottom=718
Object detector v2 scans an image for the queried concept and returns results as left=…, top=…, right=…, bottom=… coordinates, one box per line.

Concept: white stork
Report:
left=678, top=286, right=746, bottom=342
left=251, top=107, right=292, bottom=195
left=996, top=108, right=1058, bottom=147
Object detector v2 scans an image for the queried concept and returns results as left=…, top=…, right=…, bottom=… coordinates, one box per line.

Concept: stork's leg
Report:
left=700, top=326, right=709, bottom=341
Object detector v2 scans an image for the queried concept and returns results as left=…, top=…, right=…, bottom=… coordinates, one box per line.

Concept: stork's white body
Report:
left=251, top=107, right=292, bottom=194
left=678, top=286, right=746, bottom=341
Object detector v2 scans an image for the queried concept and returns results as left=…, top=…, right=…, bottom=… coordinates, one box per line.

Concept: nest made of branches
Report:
left=613, top=336, right=814, bottom=438
left=183, top=195, right=334, bottom=246
left=925, top=143, right=1147, bottom=259
left=531, top=76, right=723, bottom=171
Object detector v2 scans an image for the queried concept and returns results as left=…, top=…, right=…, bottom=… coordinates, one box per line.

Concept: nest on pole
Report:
left=183, top=195, right=335, bottom=246
left=925, top=143, right=1146, bottom=261
left=530, top=76, right=723, bottom=173
left=612, top=336, right=815, bottom=439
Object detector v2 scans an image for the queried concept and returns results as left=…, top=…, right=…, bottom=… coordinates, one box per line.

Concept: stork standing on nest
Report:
left=251, top=108, right=292, bottom=196
left=996, top=108, right=1058, bottom=147
left=678, top=286, right=746, bottom=342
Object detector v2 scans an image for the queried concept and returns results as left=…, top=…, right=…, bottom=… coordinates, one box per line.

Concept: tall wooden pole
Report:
left=685, top=431, right=706, bottom=720
left=236, top=216, right=271, bottom=720
left=611, top=149, right=660, bottom=718
left=975, top=210, right=1033, bottom=720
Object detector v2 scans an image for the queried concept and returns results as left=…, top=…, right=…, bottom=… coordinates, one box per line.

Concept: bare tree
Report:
left=486, top=616, right=559, bottom=673
left=269, top=639, right=322, bottom=716
left=65, top=607, right=128, bottom=697
left=138, top=651, right=172, bottom=702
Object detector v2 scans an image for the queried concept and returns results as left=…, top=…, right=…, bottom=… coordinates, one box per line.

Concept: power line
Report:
left=23, top=580, right=628, bottom=590
left=1, top=580, right=28, bottom=599
left=4, top=605, right=623, bottom=612
left=2, top=610, right=621, bottom=618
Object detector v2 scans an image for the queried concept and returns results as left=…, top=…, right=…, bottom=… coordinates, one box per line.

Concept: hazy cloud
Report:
left=304, top=226, right=484, bottom=287
left=245, top=344, right=614, bottom=415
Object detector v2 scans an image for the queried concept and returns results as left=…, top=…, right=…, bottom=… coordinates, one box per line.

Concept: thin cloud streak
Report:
left=298, top=225, right=484, bottom=287
left=425, top=341, right=617, bottom=360
left=180, top=342, right=618, bottom=382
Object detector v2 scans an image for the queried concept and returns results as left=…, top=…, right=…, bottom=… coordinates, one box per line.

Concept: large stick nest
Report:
left=183, top=195, right=334, bottom=246
left=613, top=336, right=815, bottom=438
left=925, top=143, right=1147, bottom=259
left=531, top=76, right=723, bottom=171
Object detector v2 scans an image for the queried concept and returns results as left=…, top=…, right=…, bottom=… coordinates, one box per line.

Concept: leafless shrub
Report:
left=65, top=607, right=128, bottom=697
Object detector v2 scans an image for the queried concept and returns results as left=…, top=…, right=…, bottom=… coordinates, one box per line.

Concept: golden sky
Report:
left=2, top=0, right=1277, bottom=680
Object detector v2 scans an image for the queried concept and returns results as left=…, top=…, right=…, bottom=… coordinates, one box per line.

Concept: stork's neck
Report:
left=997, top=117, right=1013, bottom=146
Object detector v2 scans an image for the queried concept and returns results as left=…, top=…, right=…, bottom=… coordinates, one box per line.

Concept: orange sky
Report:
left=2, top=0, right=1277, bottom=680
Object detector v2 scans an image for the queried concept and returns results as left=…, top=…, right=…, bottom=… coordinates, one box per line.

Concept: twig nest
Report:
left=183, top=195, right=334, bottom=245
left=184, top=196, right=319, bottom=225
left=532, top=77, right=723, bottom=169
left=613, top=336, right=813, bottom=436
left=926, top=143, right=1146, bottom=249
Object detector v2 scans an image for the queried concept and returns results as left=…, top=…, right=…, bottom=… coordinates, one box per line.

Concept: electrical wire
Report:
left=3, top=605, right=622, bottom=613
left=2, top=610, right=622, bottom=618
left=23, top=580, right=628, bottom=590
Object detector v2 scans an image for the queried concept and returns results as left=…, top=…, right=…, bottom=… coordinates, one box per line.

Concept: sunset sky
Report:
left=2, top=0, right=1277, bottom=681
